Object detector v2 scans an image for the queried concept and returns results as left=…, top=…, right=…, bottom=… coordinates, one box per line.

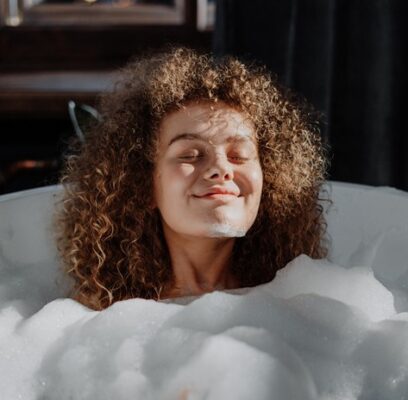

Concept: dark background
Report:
left=1, top=0, right=407, bottom=194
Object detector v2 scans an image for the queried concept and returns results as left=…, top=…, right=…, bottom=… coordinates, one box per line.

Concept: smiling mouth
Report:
left=200, top=193, right=237, bottom=198
left=193, top=193, right=240, bottom=202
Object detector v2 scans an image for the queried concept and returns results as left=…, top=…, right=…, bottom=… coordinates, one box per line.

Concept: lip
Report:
left=192, top=187, right=241, bottom=204
left=196, top=193, right=238, bottom=200
left=195, top=187, right=240, bottom=198
left=193, top=193, right=239, bottom=204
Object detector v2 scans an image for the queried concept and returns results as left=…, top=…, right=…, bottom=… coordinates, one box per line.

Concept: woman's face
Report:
left=153, top=101, right=263, bottom=238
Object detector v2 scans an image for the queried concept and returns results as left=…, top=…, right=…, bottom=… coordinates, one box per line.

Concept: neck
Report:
left=160, top=224, right=240, bottom=299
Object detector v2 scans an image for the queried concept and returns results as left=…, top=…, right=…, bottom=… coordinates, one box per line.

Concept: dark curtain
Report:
left=213, top=0, right=408, bottom=191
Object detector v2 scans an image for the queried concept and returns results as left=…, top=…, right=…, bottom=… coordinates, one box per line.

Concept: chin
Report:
left=203, top=223, right=248, bottom=238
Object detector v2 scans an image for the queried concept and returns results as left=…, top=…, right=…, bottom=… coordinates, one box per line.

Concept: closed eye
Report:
left=179, top=154, right=203, bottom=160
left=229, top=156, right=249, bottom=162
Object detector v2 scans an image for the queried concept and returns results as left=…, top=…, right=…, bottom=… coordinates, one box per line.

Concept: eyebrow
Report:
left=168, top=132, right=256, bottom=147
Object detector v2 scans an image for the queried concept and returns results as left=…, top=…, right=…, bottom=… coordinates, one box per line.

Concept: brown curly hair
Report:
left=54, top=46, right=329, bottom=310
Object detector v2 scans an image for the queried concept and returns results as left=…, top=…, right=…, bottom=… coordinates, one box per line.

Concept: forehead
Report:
left=158, top=101, right=256, bottom=146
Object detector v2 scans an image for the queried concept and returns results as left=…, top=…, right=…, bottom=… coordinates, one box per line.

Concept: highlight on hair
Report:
left=54, top=46, right=330, bottom=310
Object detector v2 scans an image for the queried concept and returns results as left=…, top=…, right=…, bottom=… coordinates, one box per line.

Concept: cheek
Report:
left=251, top=167, right=263, bottom=186
left=246, top=165, right=264, bottom=197
left=243, top=166, right=263, bottom=225
left=179, top=163, right=196, bottom=177
left=155, top=163, right=197, bottom=199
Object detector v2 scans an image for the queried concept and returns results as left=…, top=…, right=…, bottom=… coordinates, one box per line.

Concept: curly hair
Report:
left=54, top=46, right=330, bottom=310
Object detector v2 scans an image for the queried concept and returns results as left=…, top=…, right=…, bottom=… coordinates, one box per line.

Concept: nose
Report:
left=203, top=153, right=234, bottom=182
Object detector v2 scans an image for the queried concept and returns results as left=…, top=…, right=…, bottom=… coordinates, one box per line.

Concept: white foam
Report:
left=1, top=253, right=408, bottom=399
left=206, top=223, right=247, bottom=237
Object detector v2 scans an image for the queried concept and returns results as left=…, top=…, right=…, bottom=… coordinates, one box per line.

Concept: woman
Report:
left=55, top=46, right=328, bottom=310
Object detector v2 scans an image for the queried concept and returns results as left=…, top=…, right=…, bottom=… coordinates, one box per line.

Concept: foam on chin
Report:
left=205, top=223, right=247, bottom=237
